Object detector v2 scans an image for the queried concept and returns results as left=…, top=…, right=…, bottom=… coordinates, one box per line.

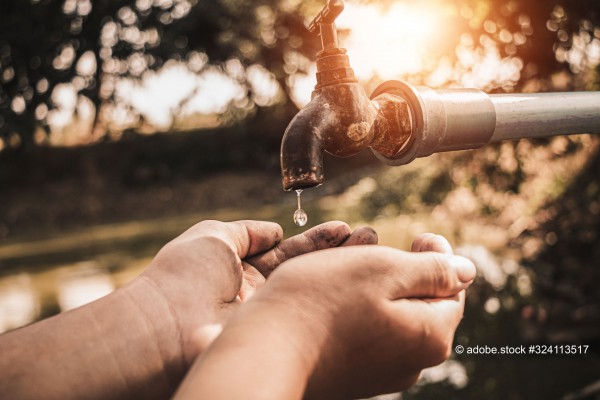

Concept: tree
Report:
left=0, top=0, right=319, bottom=150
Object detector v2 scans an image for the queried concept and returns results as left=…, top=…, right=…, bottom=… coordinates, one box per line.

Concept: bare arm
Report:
left=0, top=277, right=185, bottom=400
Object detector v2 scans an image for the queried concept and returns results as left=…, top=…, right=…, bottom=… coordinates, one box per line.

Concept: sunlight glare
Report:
left=47, top=84, right=78, bottom=128
left=246, top=64, right=282, bottom=107
left=0, top=274, right=39, bottom=334
left=57, top=263, right=115, bottom=312
left=288, top=64, right=317, bottom=108
left=119, top=62, right=245, bottom=128
left=336, top=2, right=442, bottom=80
left=182, top=66, right=246, bottom=116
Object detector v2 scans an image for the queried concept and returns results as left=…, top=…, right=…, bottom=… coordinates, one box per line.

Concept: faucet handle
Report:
left=308, top=0, right=344, bottom=34
left=307, top=0, right=344, bottom=50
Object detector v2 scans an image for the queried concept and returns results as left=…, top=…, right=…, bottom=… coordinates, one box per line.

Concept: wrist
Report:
left=119, top=276, right=188, bottom=393
left=0, top=275, right=190, bottom=400
left=175, top=299, right=324, bottom=399
left=234, top=289, right=334, bottom=379
left=238, top=300, right=324, bottom=373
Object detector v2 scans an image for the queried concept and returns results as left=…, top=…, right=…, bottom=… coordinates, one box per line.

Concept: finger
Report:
left=388, top=251, right=475, bottom=299
left=239, top=220, right=284, bottom=257
left=184, top=220, right=283, bottom=259
left=340, top=226, right=378, bottom=247
left=248, top=221, right=351, bottom=277
left=334, top=246, right=475, bottom=299
left=411, top=233, right=453, bottom=254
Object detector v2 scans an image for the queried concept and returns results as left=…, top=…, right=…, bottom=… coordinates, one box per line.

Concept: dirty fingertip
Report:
left=309, top=221, right=352, bottom=247
left=342, top=226, right=378, bottom=246
left=241, top=220, right=284, bottom=255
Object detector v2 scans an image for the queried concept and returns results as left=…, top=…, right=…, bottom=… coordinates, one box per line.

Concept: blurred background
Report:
left=0, top=0, right=599, bottom=398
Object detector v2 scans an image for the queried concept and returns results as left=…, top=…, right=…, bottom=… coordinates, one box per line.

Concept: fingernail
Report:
left=449, top=255, right=476, bottom=283
left=354, top=226, right=378, bottom=245
left=365, top=227, right=378, bottom=245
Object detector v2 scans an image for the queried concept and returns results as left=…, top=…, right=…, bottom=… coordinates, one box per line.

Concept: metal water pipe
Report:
left=366, top=81, right=600, bottom=167
left=280, top=0, right=600, bottom=191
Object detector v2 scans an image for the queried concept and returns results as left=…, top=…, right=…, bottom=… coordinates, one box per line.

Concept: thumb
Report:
left=391, top=251, right=475, bottom=299
left=360, top=247, right=475, bottom=300
left=320, top=246, right=476, bottom=301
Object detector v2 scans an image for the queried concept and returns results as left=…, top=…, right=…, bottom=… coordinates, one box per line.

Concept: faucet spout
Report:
left=280, top=99, right=327, bottom=191
left=281, top=82, right=379, bottom=191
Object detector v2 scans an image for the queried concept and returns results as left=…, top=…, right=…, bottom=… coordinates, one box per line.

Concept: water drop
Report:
left=293, top=189, right=308, bottom=226
left=294, top=208, right=308, bottom=227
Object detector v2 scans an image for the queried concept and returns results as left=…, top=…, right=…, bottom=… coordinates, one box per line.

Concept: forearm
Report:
left=174, top=300, right=322, bottom=400
left=0, top=277, right=185, bottom=400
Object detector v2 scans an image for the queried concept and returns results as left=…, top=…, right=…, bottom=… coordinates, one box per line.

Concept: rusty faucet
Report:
left=280, top=0, right=600, bottom=192
left=280, top=0, right=414, bottom=191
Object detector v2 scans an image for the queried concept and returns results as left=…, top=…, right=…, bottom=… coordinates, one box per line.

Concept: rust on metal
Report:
left=370, top=93, right=413, bottom=159
left=280, top=0, right=415, bottom=191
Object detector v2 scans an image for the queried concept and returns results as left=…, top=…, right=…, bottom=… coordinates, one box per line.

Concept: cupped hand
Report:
left=242, top=233, right=474, bottom=400
left=139, top=220, right=377, bottom=366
